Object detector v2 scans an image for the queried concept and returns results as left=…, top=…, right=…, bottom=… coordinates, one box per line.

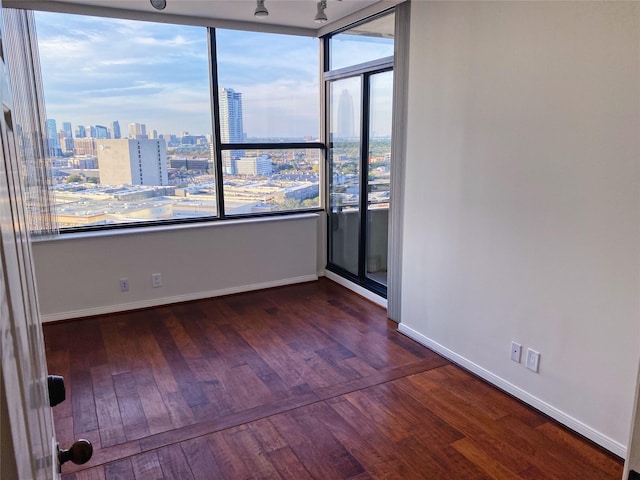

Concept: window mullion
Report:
left=208, top=27, right=226, bottom=220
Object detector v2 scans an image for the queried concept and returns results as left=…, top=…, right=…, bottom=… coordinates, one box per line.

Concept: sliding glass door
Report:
left=328, top=77, right=362, bottom=276
left=365, top=70, right=393, bottom=287
left=327, top=67, right=393, bottom=296
left=325, top=11, right=394, bottom=297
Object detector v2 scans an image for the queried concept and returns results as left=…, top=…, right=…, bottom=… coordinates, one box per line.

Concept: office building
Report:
left=73, top=137, right=96, bottom=156
left=97, top=138, right=168, bottom=186
left=62, top=121, right=72, bottom=139
left=111, top=120, right=121, bottom=139
left=94, top=125, right=109, bottom=139
left=128, top=122, right=147, bottom=139
left=45, top=118, right=61, bottom=156
left=336, top=89, right=355, bottom=139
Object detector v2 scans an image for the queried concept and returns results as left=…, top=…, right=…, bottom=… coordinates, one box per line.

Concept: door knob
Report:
left=47, top=375, right=65, bottom=407
left=58, top=439, right=93, bottom=470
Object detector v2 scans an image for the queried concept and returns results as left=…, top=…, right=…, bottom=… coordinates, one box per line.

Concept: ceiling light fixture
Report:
left=254, top=0, right=269, bottom=18
left=150, top=0, right=166, bottom=10
left=314, top=0, right=328, bottom=23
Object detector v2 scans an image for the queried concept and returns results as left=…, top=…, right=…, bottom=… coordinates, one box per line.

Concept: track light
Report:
left=254, top=0, right=269, bottom=17
left=150, top=0, right=166, bottom=10
left=314, top=0, right=327, bottom=23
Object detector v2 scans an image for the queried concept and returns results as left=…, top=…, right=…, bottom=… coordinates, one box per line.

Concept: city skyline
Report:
left=34, top=11, right=320, bottom=138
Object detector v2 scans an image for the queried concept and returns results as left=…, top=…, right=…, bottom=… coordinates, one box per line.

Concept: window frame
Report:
left=28, top=11, right=325, bottom=235
left=322, top=8, right=396, bottom=298
left=208, top=28, right=325, bottom=220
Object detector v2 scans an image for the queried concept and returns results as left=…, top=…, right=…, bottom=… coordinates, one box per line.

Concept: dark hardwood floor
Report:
left=44, top=279, right=623, bottom=479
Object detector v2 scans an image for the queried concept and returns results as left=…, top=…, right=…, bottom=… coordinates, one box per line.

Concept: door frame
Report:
left=324, top=55, right=393, bottom=298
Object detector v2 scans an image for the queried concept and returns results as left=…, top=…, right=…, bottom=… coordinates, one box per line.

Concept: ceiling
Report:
left=13, top=0, right=401, bottom=34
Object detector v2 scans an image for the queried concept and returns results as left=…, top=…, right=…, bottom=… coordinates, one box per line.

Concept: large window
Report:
left=213, top=30, right=321, bottom=215
left=32, top=12, right=321, bottom=231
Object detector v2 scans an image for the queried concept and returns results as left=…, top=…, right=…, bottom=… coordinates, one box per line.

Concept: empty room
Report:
left=0, top=1, right=639, bottom=479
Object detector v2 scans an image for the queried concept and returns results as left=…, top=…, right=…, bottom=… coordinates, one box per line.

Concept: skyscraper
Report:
left=219, top=88, right=244, bottom=143
left=45, top=118, right=62, bottom=157
left=219, top=87, right=244, bottom=173
left=75, top=125, right=86, bottom=138
left=128, top=122, right=147, bottom=139
left=112, top=120, right=121, bottom=139
left=62, top=121, right=73, bottom=139
left=95, top=125, right=109, bottom=139
left=336, top=89, right=355, bottom=139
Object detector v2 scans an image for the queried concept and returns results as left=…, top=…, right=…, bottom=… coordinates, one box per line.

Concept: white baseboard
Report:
left=40, top=274, right=318, bottom=323
left=397, top=323, right=627, bottom=459
left=322, top=270, right=388, bottom=309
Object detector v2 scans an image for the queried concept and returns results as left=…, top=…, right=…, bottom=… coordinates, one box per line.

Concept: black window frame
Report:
left=323, top=9, right=395, bottom=298
left=34, top=16, right=326, bottom=235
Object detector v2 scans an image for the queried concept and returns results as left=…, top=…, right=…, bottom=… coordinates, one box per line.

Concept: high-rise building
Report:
left=128, top=122, right=147, bottom=139
left=112, top=120, right=121, bottom=139
left=219, top=88, right=244, bottom=143
left=75, top=125, right=86, bottom=138
left=45, top=118, right=62, bottom=157
left=95, top=125, right=109, bottom=139
left=219, top=87, right=244, bottom=173
left=336, top=89, right=355, bottom=138
left=62, top=122, right=73, bottom=139
left=57, top=131, right=74, bottom=154
left=97, top=138, right=168, bottom=186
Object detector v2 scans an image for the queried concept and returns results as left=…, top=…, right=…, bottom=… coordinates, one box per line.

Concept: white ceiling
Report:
left=11, top=0, right=400, bottom=34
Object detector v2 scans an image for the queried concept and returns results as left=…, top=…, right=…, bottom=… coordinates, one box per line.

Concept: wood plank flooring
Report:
left=43, top=279, right=623, bottom=479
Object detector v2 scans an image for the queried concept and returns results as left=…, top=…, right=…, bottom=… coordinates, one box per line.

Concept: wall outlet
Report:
left=119, top=278, right=129, bottom=292
left=526, top=348, right=540, bottom=373
left=510, top=342, right=522, bottom=363
left=151, top=273, right=162, bottom=288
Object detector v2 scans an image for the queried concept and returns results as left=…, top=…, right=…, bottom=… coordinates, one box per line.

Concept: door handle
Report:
left=58, top=439, right=93, bottom=471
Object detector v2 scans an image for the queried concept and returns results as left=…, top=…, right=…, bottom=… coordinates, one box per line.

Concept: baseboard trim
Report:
left=397, top=323, right=627, bottom=459
left=323, top=270, right=388, bottom=309
left=41, top=275, right=318, bottom=323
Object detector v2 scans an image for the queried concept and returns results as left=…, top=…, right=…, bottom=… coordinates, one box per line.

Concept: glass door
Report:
left=328, top=77, right=362, bottom=276
left=365, top=70, right=393, bottom=287
left=325, top=10, right=395, bottom=297
left=327, top=69, right=392, bottom=296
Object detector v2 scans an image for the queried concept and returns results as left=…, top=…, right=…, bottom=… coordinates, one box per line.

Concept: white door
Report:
left=0, top=3, right=58, bottom=478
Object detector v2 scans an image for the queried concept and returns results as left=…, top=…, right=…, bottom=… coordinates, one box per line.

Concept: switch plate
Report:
left=119, top=278, right=129, bottom=292
left=151, top=273, right=162, bottom=288
left=526, top=348, right=540, bottom=373
left=510, top=342, right=522, bottom=363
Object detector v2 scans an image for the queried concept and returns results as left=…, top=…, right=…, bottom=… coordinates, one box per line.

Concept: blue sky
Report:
left=34, top=11, right=320, bottom=138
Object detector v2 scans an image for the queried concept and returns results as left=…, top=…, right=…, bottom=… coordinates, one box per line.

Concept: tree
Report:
left=65, top=174, right=83, bottom=183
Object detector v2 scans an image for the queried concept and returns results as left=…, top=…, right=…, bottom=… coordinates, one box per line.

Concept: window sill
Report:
left=32, top=211, right=321, bottom=244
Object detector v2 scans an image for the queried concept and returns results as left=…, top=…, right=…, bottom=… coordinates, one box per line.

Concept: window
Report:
left=213, top=30, right=321, bottom=215
left=329, top=14, right=395, bottom=71
left=32, top=12, right=322, bottom=232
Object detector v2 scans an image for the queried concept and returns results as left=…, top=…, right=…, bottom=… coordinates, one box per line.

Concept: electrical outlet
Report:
left=119, top=278, right=129, bottom=292
left=510, top=342, right=522, bottom=363
left=526, top=348, right=540, bottom=373
left=151, top=273, right=162, bottom=288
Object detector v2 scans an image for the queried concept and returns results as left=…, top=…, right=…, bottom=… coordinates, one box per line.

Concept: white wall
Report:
left=398, top=1, right=640, bottom=456
left=33, top=214, right=320, bottom=321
